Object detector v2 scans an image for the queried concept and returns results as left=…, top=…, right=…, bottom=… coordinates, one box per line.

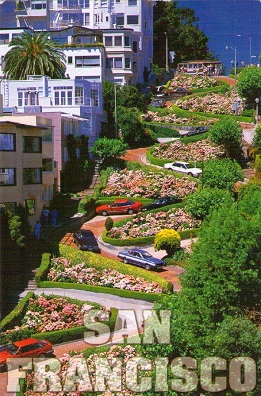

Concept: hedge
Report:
left=255, top=154, right=261, bottom=179
left=102, top=228, right=200, bottom=247
left=37, top=281, right=169, bottom=302
left=0, top=292, right=34, bottom=331
left=35, top=253, right=51, bottom=285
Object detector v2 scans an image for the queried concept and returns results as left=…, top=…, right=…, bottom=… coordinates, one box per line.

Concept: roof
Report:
left=0, top=120, right=48, bottom=129
left=14, top=338, right=39, bottom=347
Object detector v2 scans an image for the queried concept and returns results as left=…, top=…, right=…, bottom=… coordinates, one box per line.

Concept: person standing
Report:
left=34, top=220, right=41, bottom=240
left=51, top=209, right=58, bottom=226
left=42, top=207, right=50, bottom=225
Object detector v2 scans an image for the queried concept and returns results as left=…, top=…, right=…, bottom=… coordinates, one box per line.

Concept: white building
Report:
left=1, top=0, right=158, bottom=84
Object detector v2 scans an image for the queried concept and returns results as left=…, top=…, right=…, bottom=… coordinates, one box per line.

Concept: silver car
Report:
left=163, top=161, right=202, bottom=178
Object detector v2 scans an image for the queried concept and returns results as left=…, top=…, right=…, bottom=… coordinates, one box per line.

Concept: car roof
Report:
left=13, top=338, right=39, bottom=347
left=114, top=199, right=129, bottom=203
left=174, top=161, right=190, bottom=165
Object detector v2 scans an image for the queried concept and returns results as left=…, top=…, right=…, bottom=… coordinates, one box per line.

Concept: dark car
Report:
left=142, top=196, right=182, bottom=212
left=149, top=98, right=165, bottom=108
left=186, top=126, right=210, bottom=136
left=0, top=338, right=54, bottom=371
left=117, top=249, right=166, bottom=271
left=96, top=199, right=142, bottom=216
left=73, top=229, right=101, bottom=252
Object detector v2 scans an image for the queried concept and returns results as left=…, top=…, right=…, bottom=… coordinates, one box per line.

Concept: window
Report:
left=42, top=159, right=53, bottom=172
left=124, top=36, right=130, bottom=47
left=54, top=86, right=73, bottom=105
left=0, top=134, right=16, bottom=151
left=116, top=16, right=124, bottom=26
left=104, top=36, right=113, bottom=46
left=25, top=198, right=35, bottom=215
left=23, top=136, right=42, bottom=153
left=127, top=15, right=138, bottom=25
left=68, top=56, right=73, bottom=64
left=133, top=41, right=138, bottom=53
left=0, top=168, right=16, bottom=186
left=23, top=168, right=42, bottom=184
left=42, top=128, right=53, bottom=142
left=84, top=13, right=90, bottom=25
left=17, top=88, right=37, bottom=106
left=114, top=36, right=122, bottom=46
left=128, top=0, right=137, bottom=5
left=75, top=56, right=100, bottom=67
left=114, top=57, right=122, bottom=68
left=91, top=89, right=99, bottom=106
left=0, top=202, right=16, bottom=214
left=0, top=34, right=9, bottom=44
left=79, top=0, right=90, bottom=7
left=125, top=58, right=131, bottom=69
left=75, top=86, right=84, bottom=105
left=106, top=58, right=113, bottom=69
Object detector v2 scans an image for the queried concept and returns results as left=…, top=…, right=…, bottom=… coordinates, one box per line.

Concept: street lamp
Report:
left=255, top=97, right=259, bottom=125
left=114, top=82, right=118, bottom=138
left=226, top=46, right=237, bottom=85
left=164, top=32, right=169, bottom=73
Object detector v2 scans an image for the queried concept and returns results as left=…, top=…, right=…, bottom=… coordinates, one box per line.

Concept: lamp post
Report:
left=255, top=97, right=259, bottom=125
left=164, top=32, right=169, bottom=73
left=114, top=82, right=118, bottom=138
left=226, top=46, right=237, bottom=88
left=249, top=37, right=252, bottom=65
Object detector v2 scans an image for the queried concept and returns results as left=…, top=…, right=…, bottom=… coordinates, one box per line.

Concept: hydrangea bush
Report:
left=107, top=208, right=201, bottom=239
left=169, top=74, right=218, bottom=89
left=152, top=139, right=224, bottom=162
left=102, top=169, right=197, bottom=198
left=48, top=257, right=163, bottom=294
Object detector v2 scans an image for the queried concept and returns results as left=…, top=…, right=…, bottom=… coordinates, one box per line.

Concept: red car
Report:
left=96, top=199, right=142, bottom=216
left=0, top=338, right=54, bottom=371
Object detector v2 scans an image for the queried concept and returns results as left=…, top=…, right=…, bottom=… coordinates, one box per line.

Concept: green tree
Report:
left=209, top=116, right=243, bottom=158
left=3, top=31, right=66, bottom=80
left=90, top=137, right=129, bottom=163
left=154, top=229, right=181, bottom=256
left=117, top=107, right=146, bottom=147
left=202, top=158, right=244, bottom=190
left=185, top=187, right=234, bottom=220
left=153, top=1, right=213, bottom=67
left=236, top=66, right=261, bottom=106
left=7, top=213, right=25, bottom=248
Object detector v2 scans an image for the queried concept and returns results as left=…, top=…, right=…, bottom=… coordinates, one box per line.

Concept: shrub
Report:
left=78, top=196, right=96, bottom=216
left=154, top=229, right=181, bottom=256
left=105, top=216, right=114, bottom=231
left=202, top=158, right=244, bottom=190
left=35, top=253, right=51, bottom=285
left=0, top=292, right=34, bottom=331
left=185, top=188, right=234, bottom=219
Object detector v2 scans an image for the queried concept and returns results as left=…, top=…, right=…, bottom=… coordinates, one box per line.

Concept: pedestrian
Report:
left=42, top=207, right=50, bottom=225
left=34, top=220, right=41, bottom=240
left=51, top=209, right=58, bottom=226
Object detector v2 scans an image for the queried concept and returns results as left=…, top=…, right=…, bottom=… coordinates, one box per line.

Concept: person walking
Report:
left=42, top=207, right=50, bottom=225
left=34, top=220, right=41, bottom=240
left=51, top=209, right=58, bottom=226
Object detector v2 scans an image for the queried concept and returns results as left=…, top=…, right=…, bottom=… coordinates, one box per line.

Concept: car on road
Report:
left=163, top=161, right=202, bottom=178
left=186, top=126, right=210, bottom=136
left=96, top=199, right=142, bottom=216
left=142, top=196, right=182, bottom=212
left=149, top=98, right=165, bottom=108
left=0, top=338, right=54, bottom=371
left=117, top=249, right=166, bottom=270
left=73, top=229, right=101, bottom=252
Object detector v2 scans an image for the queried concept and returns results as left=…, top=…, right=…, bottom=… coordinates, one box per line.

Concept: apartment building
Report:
left=0, top=108, right=56, bottom=226
left=0, top=0, right=158, bottom=84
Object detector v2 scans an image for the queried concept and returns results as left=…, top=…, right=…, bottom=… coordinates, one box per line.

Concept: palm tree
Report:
left=3, top=31, right=66, bottom=80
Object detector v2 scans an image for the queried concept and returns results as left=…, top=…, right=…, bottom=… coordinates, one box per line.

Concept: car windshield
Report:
left=185, top=164, right=194, bottom=169
left=142, top=252, right=152, bottom=258
left=6, top=344, right=18, bottom=355
left=81, top=231, right=93, bottom=237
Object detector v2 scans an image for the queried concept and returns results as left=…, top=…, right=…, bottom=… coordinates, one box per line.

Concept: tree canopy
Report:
left=236, top=66, right=261, bottom=105
left=153, top=1, right=213, bottom=67
left=3, top=31, right=66, bottom=80
left=90, top=137, right=128, bottom=163
left=209, top=116, right=243, bottom=158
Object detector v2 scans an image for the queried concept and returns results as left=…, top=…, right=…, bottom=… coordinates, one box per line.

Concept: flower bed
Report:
left=101, top=169, right=197, bottom=198
left=175, top=91, right=243, bottom=115
left=48, top=257, right=163, bottom=294
left=169, top=74, right=218, bottom=89
left=107, top=208, right=201, bottom=239
left=2, top=294, right=102, bottom=335
left=24, top=345, right=140, bottom=396
left=141, top=110, right=217, bottom=125
left=152, top=139, right=224, bottom=162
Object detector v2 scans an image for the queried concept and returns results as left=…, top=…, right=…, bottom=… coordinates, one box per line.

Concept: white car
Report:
left=163, top=161, right=202, bottom=178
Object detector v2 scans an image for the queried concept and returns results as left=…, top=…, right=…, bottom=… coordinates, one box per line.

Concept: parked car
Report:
left=142, top=196, right=182, bottom=212
left=164, top=161, right=202, bottom=178
left=149, top=98, right=165, bottom=108
left=186, top=126, right=210, bottom=136
left=0, top=338, right=54, bottom=371
left=117, top=249, right=166, bottom=270
left=73, top=229, right=100, bottom=252
left=96, top=199, right=142, bottom=216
